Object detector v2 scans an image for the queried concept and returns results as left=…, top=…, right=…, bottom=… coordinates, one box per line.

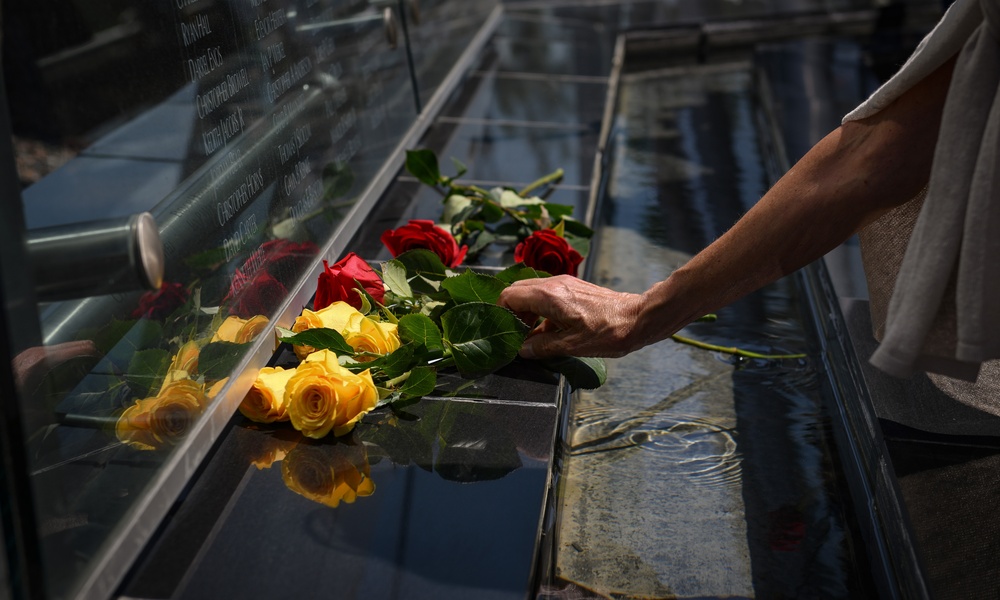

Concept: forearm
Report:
left=633, top=55, right=956, bottom=349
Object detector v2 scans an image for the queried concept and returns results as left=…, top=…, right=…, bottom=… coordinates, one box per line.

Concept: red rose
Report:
left=223, top=239, right=319, bottom=317
left=132, top=282, right=189, bottom=320
left=227, top=270, right=287, bottom=319
left=513, top=230, right=583, bottom=276
left=380, top=220, right=467, bottom=268
left=252, top=239, right=318, bottom=288
left=314, top=253, right=385, bottom=311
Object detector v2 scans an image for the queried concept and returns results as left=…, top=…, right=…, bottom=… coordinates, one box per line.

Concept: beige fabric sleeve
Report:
left=843, top=0, right=1000, bottom=381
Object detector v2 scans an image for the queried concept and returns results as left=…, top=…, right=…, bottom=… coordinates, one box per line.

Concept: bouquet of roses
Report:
left=234, top=150, right=606, bottom=441
left=240, top=248, right=606, bottom=440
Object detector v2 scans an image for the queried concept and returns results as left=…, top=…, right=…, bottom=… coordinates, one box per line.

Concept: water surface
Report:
left=543, top=62, right=873, bottom=599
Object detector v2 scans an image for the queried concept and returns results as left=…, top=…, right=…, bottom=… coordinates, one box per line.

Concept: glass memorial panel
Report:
left=3, top=0, right=419, bottom=597
left=403, top=0, right=499, bottom=108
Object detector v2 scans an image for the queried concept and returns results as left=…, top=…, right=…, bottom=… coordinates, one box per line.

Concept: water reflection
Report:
left=572, top=404, right=743, bottom=490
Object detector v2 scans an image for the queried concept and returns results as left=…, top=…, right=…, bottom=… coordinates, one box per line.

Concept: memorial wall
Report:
left=1, top=0, right=497, bottom=597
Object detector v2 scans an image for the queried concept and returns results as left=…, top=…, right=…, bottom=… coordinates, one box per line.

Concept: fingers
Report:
left=497, top=277, right=559, bottom=317
left=498, top=275, right=643, bottom=359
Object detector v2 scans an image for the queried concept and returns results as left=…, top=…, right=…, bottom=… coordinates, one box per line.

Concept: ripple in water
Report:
left=570, top=406, right=742, bottom=489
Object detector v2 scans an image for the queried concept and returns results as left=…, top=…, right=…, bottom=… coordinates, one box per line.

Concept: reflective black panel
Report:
left=5, top=0, right=420, bottom=597
left=122, top=397, right=558, bottom=600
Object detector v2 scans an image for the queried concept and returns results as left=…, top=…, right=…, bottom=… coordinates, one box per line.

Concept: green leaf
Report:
left=453, top=205, right=485, bottom=228
left=126, top=349, right=172, bottom=398
left=441, top=271, right=508, bottom=305
left=450, top=157, right=468, bottom=179
left=394, top=249, right=448, bottom=277
left=79, top=317, right=137, bottom=356
left=440, top=303, right=530, bottom=378
left=493, top=221, right=531, bottom=239
left=499, top=190, right=545, bottom=208
left=382, top=345, right=417, bottom=378
left=460, top=218, right=486, bottom=233
left=537, top=356, right=607, bottom=390
left=184, top=246, right=229, bottom=271
left=561, top=218, right=594, bottom=239
left=381, top=259, right=413, bottom=298
left=357, top=287, right=373, bottom=315
left=480, top=201, right=504, bottom=223
left=323, top=162, right=355, bottom=199
left=496, top=263, right=551, bottom=284
left=405, top=149, right=441, bottom=186
left=398, top=314, right=444, bottom=352
left=199, top=341, right=252, bottom=381
left=543, top=202, right=575, bottom=222
left=399, top=366, right=437, bottom=399
left=394, top=249, right=451, bottom=295
left=443, top=195, right=474, bottom=225
left=276, top=327, right=354, bottom=355
left=563, top=231, right=591, bottom=258
left=466, top=230, right=497, bottom=256
left=375, top=390, right=401, bottom=409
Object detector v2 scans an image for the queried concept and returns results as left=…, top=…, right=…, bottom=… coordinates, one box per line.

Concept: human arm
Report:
left=498, top=55, right=957, bottom=359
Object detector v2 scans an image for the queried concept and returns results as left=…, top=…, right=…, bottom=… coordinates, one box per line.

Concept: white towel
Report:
left=843, top=0, right=1000, bottom=381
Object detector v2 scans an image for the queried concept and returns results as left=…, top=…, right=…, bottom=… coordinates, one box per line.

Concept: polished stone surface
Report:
left=418, top=120, right=598, bottom=190
left=122, top=397, right=558, bottom=600
left=442, top=74, right=608, bottom=128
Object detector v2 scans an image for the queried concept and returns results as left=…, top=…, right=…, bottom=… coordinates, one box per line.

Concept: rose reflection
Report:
left=252, top=431, right=375, bottom=509
left=116, top=376, right=210, bottom=451
left=247, top=403, right=531, bottom=507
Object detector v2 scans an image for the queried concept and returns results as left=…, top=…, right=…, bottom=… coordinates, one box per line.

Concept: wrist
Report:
left=636, top=269, right=704, bottom=347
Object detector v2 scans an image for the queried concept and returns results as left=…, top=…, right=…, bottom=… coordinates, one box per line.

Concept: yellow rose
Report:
left=236, top=315, right=270, bottom=343
left=285, top=349, right=378, bottom=438
left=344, top=317, right=400, bottom=359
left=291, top=302, right=399, bottom=360
left=213, top=314, right=270, bottom=343
left=116, top=398, right=160, bottom=450
left=168, top=340, right=200, bottom=375
left=280, top=442, right=375, bottom=508
left=239, top=366, right=296, bottom=423
left=157, top=368, right=193, bottom=395
left=116, top=377, right=208, bottom=450
left=250, top=432, right=300, bottom=470
left=291, top=302, right=355, bottom=359
left=207, top=377, right=228, bottom=399
left=213, top=315, right=247, bottom=342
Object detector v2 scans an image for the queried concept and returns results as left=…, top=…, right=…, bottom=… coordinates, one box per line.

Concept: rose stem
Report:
left=669, top=334, right=806, bottom=360
left=518, top=168, right=564, bottom=197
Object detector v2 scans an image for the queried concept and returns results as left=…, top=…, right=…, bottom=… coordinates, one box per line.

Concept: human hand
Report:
left=497, top=275, right=645, bottom=359
left=12, top=340, right=101, bottom=394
